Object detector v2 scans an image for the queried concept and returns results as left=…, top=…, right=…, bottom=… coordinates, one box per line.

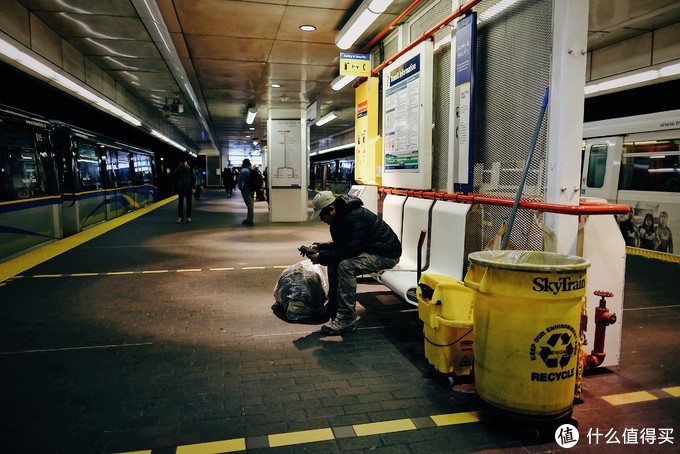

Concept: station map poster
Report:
left=382, top=41, right=433, bottom=189
left=452, top=12, right=477, bottom=193
left=270, top=119, right=302, bottom=188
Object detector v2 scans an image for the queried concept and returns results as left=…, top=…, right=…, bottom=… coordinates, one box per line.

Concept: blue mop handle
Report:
left=501, top=87, right=549, bottom=250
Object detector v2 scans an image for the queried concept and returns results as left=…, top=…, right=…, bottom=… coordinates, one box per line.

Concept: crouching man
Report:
left=306, top=191, right=401, bottom=335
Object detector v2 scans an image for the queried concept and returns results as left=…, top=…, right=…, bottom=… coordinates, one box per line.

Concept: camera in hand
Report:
left=298, top=245, right=316, bottom=257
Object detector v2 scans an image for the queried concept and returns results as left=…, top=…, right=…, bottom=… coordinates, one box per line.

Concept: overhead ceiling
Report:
left=12, top=0, right=680, bottom=155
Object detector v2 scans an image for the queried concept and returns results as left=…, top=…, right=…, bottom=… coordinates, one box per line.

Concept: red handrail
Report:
left=379, top=187, right=630, bottom=215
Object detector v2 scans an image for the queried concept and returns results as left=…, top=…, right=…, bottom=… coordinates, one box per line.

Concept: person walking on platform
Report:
left=173, top=156, right=196, bottom=223
left=305, top=191, right=401, bottom=335
left=222, top=167, right=235, bottom=197
left=237, top=158, right=255, bottom=225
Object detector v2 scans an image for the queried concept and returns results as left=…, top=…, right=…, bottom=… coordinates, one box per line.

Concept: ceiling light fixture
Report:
left=335, top=0, right=394, bottom=50
left=151, top=129, right=187, bottom=152
left=300, top=25, right=316, bottom=31
left=270, top=83, right=281, bottom=88
left=316, top=111, right=338, bottom=126
left=584, top=61, right=680, bottom=96
left=331, top=74, right=357, bottom=91
left=246, top=106, right=257, bottom=124
left=0, top=36, right=142, bottom=127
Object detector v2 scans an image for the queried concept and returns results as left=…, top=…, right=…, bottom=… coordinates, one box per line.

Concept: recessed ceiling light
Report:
left=270, top=83, right=281, bottom=88
left=249, top=127, right=255, bottom=130
left=300, top=25, right=316, bottom=31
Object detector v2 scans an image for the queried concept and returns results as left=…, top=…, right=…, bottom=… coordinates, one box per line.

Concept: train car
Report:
left=52, top=123, right=157, bottom=235
left=0, top=105, right=61, bottom=260
left=0, top=104, right=157, bottom=261
left=582, top=109, right=680, bottom=256
left=309, top=152, right=355, bottom=195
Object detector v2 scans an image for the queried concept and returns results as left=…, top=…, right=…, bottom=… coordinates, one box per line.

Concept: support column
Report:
left=544, top=0, right=589, bottom=255
left=267, top=108, right=308, bottom=222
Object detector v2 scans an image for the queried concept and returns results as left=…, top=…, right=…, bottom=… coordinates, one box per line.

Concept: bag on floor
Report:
left=272, top=259, right=328, bottom=323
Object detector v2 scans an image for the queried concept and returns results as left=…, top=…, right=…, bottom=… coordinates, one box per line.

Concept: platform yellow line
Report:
left=210, top=267, right=234, bottom=271
left=353, top=418, right=416, bottom=436
left=107, top=271, right=134, bottom=275
left=662, top=386, right=680, bottom=397
left=431, top=411, right=481, bottom=426
left=71, top=273, right=98, bottom=277
left=33, top=274, right=62, bottom=278
left=142, top=270, right=168, bottom=274
left=175, top=438, right=246, bottom=453
left=0, top=196, right=176, bottom=284
left=603, top=390, right=658, bottom=406
left=242, top=266, right=266, bottom=270
left=268, top=428, right=334, bottom=447
left=177, top=269, right=202, bottom=272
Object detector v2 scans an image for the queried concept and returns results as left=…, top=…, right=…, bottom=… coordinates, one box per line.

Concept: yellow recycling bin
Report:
left=465, top=250, right=590, bottom=417
left=417, top=273, right=474, bottom=385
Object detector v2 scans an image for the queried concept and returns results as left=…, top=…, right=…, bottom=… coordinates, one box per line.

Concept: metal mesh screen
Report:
left=396, top=0, right=554, bottom=262
left=465, top=0, right=553, bottom=257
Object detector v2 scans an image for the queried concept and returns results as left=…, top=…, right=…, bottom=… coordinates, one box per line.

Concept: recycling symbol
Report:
left=538, top=332, right=573, bottom=369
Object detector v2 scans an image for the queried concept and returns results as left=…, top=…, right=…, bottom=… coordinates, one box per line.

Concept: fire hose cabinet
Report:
left=417, top=273, right=474, bottom=386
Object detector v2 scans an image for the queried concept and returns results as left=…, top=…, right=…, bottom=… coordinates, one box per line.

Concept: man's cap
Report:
left=311, top=191, right=336, bottom=219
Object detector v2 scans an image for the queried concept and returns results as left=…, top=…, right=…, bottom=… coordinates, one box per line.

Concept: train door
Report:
left=581, top=136, right=622, bottom=201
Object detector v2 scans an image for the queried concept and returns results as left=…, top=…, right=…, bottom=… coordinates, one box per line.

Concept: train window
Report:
left=585, top=144, right=608, bottom=188
left=0, top=129, right=47, bottom=201
left=619, top=140, right=680, bottom=192
left=78, top=143, right=102, bottom=190
left=117, top=151, right=131, bottom=186
left=133, top=153, right=153, bottom=184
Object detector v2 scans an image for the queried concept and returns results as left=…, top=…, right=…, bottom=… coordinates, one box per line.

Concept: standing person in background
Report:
left=194, top=168, right=204, bottom=200
left=656, top=211, right=673, bottom=253
left=173, top=156, right=196, bottom=223
left=222, top=167, right=235, bottom=198
left=237, top=158, right=254, bottom=225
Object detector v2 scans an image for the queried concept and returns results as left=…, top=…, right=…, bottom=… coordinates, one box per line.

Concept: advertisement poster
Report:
left=453, top=12, right=477, bottom=193
left=270, top=120, right=302, bottom=188
left=384, top=54, right=422, bottom=172
left=355, top=76, right=380, bottom=185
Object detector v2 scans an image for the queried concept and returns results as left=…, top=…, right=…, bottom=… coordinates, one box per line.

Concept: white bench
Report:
left=381, top=194, right=407, bottom=241
left=423, top=200, right=470, bottom=279
left=378, top=197, right=434, bottom=303
left=378, top=199, right=470, bottom=306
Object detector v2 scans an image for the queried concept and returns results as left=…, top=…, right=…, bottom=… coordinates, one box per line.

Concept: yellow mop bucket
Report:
left=417, top=274, right=474, bottom=383
left=465, top=250, right=590, bottom=416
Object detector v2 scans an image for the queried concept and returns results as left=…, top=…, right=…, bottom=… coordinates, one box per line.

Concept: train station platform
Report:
left=0, top=188, right=678, bottom=453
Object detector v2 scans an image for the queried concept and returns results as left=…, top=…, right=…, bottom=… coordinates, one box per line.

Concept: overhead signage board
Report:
left=451, top=12, right=477, bottom=193
left=382, top=41, right=433, bottom=189
left=340, top=53, right=371, bottom=77
left=306, top=100, right=319, bottom=126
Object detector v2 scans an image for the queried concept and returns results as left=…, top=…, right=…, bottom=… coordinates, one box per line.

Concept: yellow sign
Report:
left=355, top=77, right=381, bottom=185
left=340, top=53, right=371, bottom=77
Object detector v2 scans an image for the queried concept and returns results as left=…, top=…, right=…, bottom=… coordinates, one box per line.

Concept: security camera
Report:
left=171, top=103, right=184, bottom=114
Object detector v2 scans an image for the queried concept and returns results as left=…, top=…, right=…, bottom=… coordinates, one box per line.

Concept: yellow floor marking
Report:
left=142, top=270, right=168, bottom=274
left=210, top=267, right=234, bottom=271
left=177, top=269, right=202, bottom=272
left=662, top=386, right=680, bottom=397
left=273, top=265, right=289, bottom=269
left=71, top=273, right=98, bottom=277
left=268, top=428, right=335, bottom=447
left=0, top=196, right=176, bottom=284
left=115, top=450, right=152, bottom=454
left=242, top=266, right=266, bottom=270
left=353, top=418, right=416, bottom=436
left=33, top=274, right=62, bottom=278
left=175, top=438, right=246, bottom=453
left=603, top=391, right=658, bottom=406
left=431, top=411, right=481, bottom=426
left=107, top=271, right=134, bottom=275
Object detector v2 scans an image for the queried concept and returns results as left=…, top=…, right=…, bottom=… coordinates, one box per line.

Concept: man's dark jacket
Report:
left=173, top=164, right=196, bottom=194
left=316, top=195, right=401, bottom=266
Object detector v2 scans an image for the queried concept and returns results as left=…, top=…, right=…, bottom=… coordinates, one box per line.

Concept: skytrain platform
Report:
left=0, top=188, right=678, bottom=453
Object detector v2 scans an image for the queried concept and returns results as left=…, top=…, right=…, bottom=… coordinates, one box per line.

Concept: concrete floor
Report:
left=0, top=188, right=677, bottom=453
